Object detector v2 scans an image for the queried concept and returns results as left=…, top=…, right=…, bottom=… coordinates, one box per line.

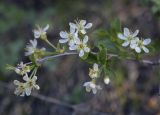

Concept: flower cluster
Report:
left=33, top=24, right=49, bottom=39
left=83, top=63, right=102, bottom=94
left=118, top=28, right=151, bottom=53
left=8, top=20, right=153, bottom=97
left=14, top=74, right=39, bottom=96
left=25, top=39, right=46, bottom=57
left=14, top=62, right=30, bottom=75
left=13, top=61, right=39, bottom=96
left=59, top=19, right=92, bottom=57
left=12, top=25, right=50, bottom=96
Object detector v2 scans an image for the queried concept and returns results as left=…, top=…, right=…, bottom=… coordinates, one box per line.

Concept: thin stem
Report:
left=38, top=52, right=77, bottom=63
left=30, top=67, right=38, bottom=78
left=24, top=52, right=78, bottom=66
left=33, top=67, right=38, bottom=76
left=22, top=52, right=160, bottom=67
left=45, top=39, right=57, bottom=50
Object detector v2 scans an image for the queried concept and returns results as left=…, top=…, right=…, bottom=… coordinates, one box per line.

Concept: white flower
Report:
left=25, top=39, right=37, bottom=56
left=104, top=77, right=110, bottom=85
left=130, top=38, right=151, bottom=53
left=69, top=35, right=90, bottom=57
left=14, top=74, right=40, bottom=96
left=118, top=28, right=139, bottom=47
left=25, top=39, right=46, bottom=56
left=59, top=26, right=77, bottom=45
left=15, top=62, right=30, bottom=75
left=69, top=20, right=92, bottom=34
left=89, top=63, right=99, bottom=78
left=33, top=24, right=49, bottom=39
left=23, top=74, right=40, bottom=96
left=83, top=81, right=102, bottom=94
left=14, top=80, right=28, bottom=96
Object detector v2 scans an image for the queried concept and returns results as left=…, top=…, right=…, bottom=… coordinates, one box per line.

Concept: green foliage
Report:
left=1, top=39, right=24, bottom=75
left=0, top=3, right=32, bottom=33
left=139, top=0, right=160, bottom=18
left=83, top=52, right=97, bottom=64
left=94, top=19, right=131, bottom=58
left=152, top=0, right=160, bottom=17
left=97, top=44, right=107, bottom=66
left=139, top=0, right=151, bottom=6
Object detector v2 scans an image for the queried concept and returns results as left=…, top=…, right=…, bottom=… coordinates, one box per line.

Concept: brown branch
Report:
left=22, top=52, right=160, bottom=67
left=22, top=52, right=78, bottom=66
left=31, top=93, right=75, bottom=109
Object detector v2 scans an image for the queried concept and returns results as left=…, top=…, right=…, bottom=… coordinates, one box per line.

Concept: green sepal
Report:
left=29, top=54, right=41, bottom=67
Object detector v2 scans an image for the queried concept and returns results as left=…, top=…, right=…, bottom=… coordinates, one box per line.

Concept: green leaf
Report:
left=97, top=44, right=107, bottom=65
left=83, top=53, right=97, bottom=64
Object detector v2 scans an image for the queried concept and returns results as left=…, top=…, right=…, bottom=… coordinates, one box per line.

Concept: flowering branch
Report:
left=24, top=52, right=78, bottom=65
left=24, top=52, right=160, bottom=66
left=6, top=19, right=159, bottom=97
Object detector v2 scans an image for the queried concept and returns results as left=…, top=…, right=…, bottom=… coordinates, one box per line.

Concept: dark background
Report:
left=0, top=0, right=160, bottom=115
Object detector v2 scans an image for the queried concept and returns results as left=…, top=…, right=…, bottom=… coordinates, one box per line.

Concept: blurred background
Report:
left=0, top=0, right=160, bottom=115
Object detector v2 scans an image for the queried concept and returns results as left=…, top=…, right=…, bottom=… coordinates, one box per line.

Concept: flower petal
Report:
left=70, top=26, right=75, bottom=34
left=83, top=82, right=89, bottom=86
left=20, top=92, right=25, bottom=97
left=59, top=31, right=68, bottom=38
left=132, top=30, right=139, bottom=37
left=74, top=38, right=81, bottom=44
left=81, top=29, right=86, bottom=34
left=92, top=88, right=97, bottom=94
left=32, top=76, right=37, bottom=81
left=43, top=24, right=49, bottom=31
left=25, top=88, right=31, bottom=96
left=68, top=40, right=74, bottom=46
left=142, top=46, right=149, bottom=53
left=34, top=30, right=40, bottom=38
left=59, top=38, right=68, bottom=43
left=30, top=39, right=37, bottom=48
left=69, top=45, right=77, bottom=50
left=118, top=33, right=126, bottom=40
left=130, top=39, right=137, bottom=44
left=25, top=52, right=32, bottom=56
left=84, top=47, right=90, bottom=52
left=86, top=86, right=91, bottom=92
left=14, top=80, right=20, bottom=85
left=80, top=20, right=86, bottom=25
left=135, top=47, right=141, bottom=53
left=124, top=28, right=130, bottom=36
left=34, top=85, right=40, bottom=90
left=69, top=23, right=77, bottom=29
left=93, top=63, right=98, bottom=71
left=122, top=41, right=129, bottom=47
left=143, top=38, right=151, bottom=45
left=85, top=23, right=92, bottom=29
left=130, top=43, right=137, bottom=49
left=83, top=35, right=88, bottom=44
left=79, top=50, right=84, bottom=57
left=23, top=74, right=29, bottom=81
left=15, top=68, right=21, bottom=74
